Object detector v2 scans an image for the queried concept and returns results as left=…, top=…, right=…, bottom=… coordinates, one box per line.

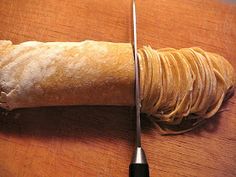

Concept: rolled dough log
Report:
left=0, top=40, right=135, bottom=110
left=0, top=40, right=235, bottom=132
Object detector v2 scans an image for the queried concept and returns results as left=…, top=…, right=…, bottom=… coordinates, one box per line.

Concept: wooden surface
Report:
left=0, top=0, right=236, bottom=176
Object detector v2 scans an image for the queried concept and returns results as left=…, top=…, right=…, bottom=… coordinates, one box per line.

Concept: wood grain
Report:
left=0, top=0, right=236, bottom=176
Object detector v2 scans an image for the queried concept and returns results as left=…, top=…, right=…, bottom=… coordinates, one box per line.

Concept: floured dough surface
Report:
left=0, top=40, right=134, bottom=109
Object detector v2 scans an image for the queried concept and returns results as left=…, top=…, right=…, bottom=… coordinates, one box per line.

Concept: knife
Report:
left=129, top=0, right=150, bottom=177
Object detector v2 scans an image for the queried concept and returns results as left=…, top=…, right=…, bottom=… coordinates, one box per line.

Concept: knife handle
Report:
left=129, top=163, right=150, bottom=177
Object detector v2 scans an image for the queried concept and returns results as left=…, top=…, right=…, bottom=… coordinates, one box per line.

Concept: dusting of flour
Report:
left=19, top=47, right=65, bottom=90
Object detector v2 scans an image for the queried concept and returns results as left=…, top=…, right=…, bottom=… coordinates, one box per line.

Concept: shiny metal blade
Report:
left=132, top=0, right=141, bottom=148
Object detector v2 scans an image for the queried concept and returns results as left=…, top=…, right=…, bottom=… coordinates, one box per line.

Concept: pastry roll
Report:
left=0, top=40, right=135, bottom=109
left=0, top=40, right=235, bottom=132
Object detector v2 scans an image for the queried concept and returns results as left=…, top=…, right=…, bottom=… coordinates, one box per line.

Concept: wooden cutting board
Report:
left=0, top=0, right=236, bottom=176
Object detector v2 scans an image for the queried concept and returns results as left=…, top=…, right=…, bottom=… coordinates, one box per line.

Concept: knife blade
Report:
left=129, top=0, right=150, bottom=177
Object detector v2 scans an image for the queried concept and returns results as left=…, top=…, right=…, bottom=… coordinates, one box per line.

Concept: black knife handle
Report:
left=129, top=163, right=150, bottom=177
